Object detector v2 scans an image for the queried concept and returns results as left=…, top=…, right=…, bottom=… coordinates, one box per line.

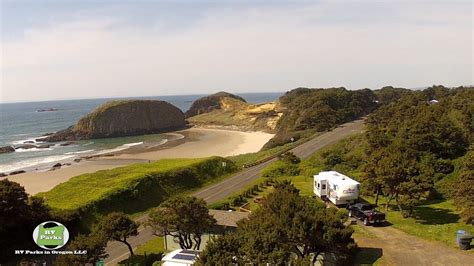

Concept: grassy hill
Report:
left=39, top=157, right=237, bottom=215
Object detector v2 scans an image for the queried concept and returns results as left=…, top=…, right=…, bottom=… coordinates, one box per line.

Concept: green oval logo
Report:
left=32, top=221, right=69, bottom=250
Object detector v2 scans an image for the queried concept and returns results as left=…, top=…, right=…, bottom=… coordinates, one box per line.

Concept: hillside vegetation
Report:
left=303, top=86, right=473, bottom=220
left=39, top=157, right=237, bottom=215
left=238, top=86, right=473, bottom=248
left=263, top=87, right=378, bottom=149
left=294, top=86, right=473, bottom=234
left=363, top=86, right=473, bottom=217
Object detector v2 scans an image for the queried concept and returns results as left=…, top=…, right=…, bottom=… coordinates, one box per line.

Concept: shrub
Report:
left=434, top=159, right=454, bottom=174
left=324, top=153, right=343, bottom=168
left=278, top=152, right=301, bottom=164
left=261, top=161, right=300, bottom=178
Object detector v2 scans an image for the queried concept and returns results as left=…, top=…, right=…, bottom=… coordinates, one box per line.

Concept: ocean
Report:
left=0, top=92, right=283, bottom=173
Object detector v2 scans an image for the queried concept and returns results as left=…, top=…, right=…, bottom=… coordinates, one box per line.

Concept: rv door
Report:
left=320, top=180, right=327, bottom=196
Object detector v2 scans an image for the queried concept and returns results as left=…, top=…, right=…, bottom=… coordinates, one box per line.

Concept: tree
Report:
left=197, top=182, right=354, bottom=264
left=146, top=196, right=216, bottom=250
left=56, top=233, right=108, bottom=264
left=454, top=152, right=474, bottom=224
left=0, top=179, right=52, bottom=262
left=362, top=87, right=473, bottom=216
left=96, top=212, right=138, bottom=256
left=196, top=233, right=244, bottom=265
left=371, top=142, right=434, bottom=215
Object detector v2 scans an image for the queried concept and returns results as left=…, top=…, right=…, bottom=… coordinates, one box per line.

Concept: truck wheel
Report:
left=348, top=211, right=352, bottom=217
left=363, top=218, right=369, bottom=226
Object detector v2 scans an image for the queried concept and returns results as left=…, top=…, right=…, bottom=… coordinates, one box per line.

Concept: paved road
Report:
left=104, top=119, right=365, bottom=265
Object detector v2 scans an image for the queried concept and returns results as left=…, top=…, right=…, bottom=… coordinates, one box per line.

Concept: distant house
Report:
left=164, top=209, right=249, bottom=251
left=208, top=209, right=250, bottom=231
left=429, top=99, right=439, bottom=104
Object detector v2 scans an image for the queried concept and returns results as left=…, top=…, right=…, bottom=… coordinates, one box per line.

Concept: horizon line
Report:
left=0, top=90, right=287, bottom=105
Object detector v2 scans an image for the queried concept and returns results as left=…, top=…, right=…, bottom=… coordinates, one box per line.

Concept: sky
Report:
left=0, top=0, right=472, bottom=103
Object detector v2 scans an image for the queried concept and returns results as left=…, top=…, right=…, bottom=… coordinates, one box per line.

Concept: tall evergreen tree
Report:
left=454, top=152, right=474, bottom=224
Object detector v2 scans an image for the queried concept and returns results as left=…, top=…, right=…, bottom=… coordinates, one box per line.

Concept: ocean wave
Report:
left=15, top=147, right=53, bottom=153
left=93, top=142, right=144, bottom=155
left=12, top=138, right=40, bottom=145
left=145, top=139, right=168, bottom=149
left=64, top=149, right=95, bottom=155
left=0, top=154, right=75, bottom=173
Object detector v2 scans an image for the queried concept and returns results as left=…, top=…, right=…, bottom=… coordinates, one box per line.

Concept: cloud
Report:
left=1, top=1, right=472, bottom=102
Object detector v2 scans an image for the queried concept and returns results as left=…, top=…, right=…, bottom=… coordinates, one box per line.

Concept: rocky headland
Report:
left=185, top=91, right=247, bottom=118
left=185, top=92, right=282, bottom=132
left=42, top=100, right=186, bottom=142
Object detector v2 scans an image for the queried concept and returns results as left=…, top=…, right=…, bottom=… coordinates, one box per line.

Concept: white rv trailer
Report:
left=313, top=171, right=360, bottom=205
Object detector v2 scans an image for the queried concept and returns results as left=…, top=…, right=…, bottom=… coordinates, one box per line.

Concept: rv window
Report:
left=317, top=183, right=320, bottom=188
left=322, top=184, right=326, bottom=190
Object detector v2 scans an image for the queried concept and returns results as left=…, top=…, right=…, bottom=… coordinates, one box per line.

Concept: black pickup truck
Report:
left=348, top=203, right=386, bottom=226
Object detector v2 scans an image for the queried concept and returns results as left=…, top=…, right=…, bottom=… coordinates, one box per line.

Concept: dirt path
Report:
left=354, top=224, right=474, bottom=266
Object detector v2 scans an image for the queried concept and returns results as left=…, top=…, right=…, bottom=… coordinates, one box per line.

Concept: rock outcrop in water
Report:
left=43, top=100, right=186, bottom=141
left=185, top=91, right=247, bottom=118
left=0, top=146, right=15, bottom=154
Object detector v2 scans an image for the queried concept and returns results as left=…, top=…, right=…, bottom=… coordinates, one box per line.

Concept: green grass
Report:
left=39, top=159, right=204, bottom=210
left=208, top=175, right=269, bottom=209
left=288, top=175, right=315, bottom=197
left=352, top=224, right=376, bottom=239
left=364, top=196, right=474, bottom=248
left=39, top=157, right=237, bottom=215
left=210, top=175, right=315, bottom=211
left=246, top=186, right=274, bottom=211
left=135, top=237, right=166, bottom=255
left=299, top=133, right=366, bottom=179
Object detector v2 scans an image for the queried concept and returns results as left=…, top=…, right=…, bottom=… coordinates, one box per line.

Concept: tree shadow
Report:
left=413, top=206, right=460, bottom=225
left=373, top=221, right=393, bottom=227
left=354, top=247, right=383, bottom=265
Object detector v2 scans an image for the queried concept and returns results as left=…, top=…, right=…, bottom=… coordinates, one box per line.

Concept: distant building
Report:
left=161, top=249, right=200, bottom=266
left=429, top=99, right=439, bottom=104
left=208, top=209, right=250, bottom=231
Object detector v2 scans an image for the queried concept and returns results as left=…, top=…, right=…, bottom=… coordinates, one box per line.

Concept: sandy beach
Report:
left=3, top=128, right=274, bottom=195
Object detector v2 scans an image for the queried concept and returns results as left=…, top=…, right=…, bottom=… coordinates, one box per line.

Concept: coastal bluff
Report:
left=43, top=100, right=186, bottom=141
left=185, top=91, right=247, bottom=118
left=186, top=91, right=282, bottom=132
